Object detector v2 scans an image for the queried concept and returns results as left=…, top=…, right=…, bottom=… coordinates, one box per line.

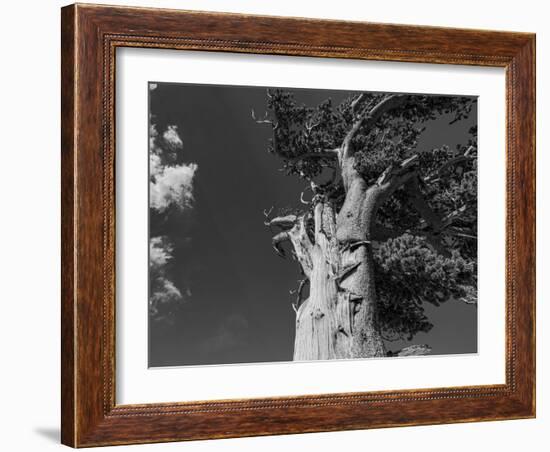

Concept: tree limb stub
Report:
left=266, top=215, right=298, bottom=228
left=266, top=213, right=314, bottom=276
left=349, top=240, right=371, bottom=251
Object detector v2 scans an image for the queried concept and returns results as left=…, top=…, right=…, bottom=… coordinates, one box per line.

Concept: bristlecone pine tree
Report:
left=257, top=90, right=477, bottom=361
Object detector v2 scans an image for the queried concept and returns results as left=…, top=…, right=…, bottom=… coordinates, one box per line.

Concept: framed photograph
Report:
left=61, top=4, right=535, bottom=447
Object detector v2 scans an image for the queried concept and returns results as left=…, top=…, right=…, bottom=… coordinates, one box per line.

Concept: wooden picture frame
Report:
left=61, top=3, right=535, bottom=447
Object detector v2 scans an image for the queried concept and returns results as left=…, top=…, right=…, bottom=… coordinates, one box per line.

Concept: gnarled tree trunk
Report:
left=291, top=198, right=386, bottom=360
left=292, top=152, right=390, bottom=360
left=268, top=152, right=419, bottom=360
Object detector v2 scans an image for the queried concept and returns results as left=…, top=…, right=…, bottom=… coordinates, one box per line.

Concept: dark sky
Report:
left=148, top=82, right=477, bottom=367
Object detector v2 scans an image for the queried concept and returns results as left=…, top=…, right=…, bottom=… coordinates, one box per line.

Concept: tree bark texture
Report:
left=292, top=192, right=386, bottom=361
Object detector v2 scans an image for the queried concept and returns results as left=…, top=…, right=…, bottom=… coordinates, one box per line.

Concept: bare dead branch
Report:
left=265, top=212, right=313, bottom=277
left=300, top=190, right=312, bottom=205
left=266, top=215, right=298, bottom=228
left=350, top=240, right=371, bottom=250
left=350, top=93, right=367, bottom=112
left=251, top=108, right=275, bottom=126
left=262, top=206, right=274, bottom=220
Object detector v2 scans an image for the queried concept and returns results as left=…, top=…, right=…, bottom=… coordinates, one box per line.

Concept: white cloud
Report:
left=150, top=236, right=173, bottom=269
left=163, top=125, right=183, bottom=148
left=151, top=277, right=182, bottom=308
left=149, top=124, right=198, bottom=212
left=149, top=236, right=187, bottom=320
left=149, top=123, right=197, bottom=321
left=150, top=156, right=198, bottom=212
left=149, top=83, right=158, bottom=91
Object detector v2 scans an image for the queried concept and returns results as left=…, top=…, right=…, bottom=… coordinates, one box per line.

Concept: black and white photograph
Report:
left=148, top=82, right=478, bottom=367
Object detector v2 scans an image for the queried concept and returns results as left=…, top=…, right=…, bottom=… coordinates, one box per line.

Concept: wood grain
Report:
left=61, top=3, right=536, bottom=447
left=60, top=5, right=76, bottom=446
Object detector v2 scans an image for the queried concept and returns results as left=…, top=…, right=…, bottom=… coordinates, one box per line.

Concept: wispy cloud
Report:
left=162, top=125, right=183, bottom=148
left=150, top=155, right=197, bottom=212
left=150, top=236, right=174, bottom=269
left=149, top=123, right=197, bottom=322
left=149, top=235, right=192, bottom=321
left=150, top=124, right=198, bottom=212
left=150, top=276, right=183, bottom=313
left=149, top=236, right=181, bottom=319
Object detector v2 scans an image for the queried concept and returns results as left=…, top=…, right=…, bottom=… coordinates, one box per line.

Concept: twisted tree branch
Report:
left=341, top=94, right=409, bottom=161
